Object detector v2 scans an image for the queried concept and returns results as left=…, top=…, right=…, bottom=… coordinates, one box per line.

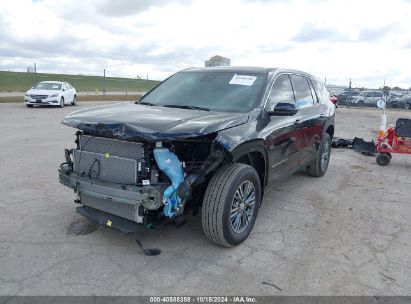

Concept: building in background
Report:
left=205, top=55, right=231, bottom=67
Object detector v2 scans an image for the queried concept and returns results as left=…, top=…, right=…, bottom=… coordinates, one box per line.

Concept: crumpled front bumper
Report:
left=58, top=167, right=163, bottom=224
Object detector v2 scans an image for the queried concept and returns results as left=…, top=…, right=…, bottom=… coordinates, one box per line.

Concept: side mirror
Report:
left=267, top=102, right=298, bottom=116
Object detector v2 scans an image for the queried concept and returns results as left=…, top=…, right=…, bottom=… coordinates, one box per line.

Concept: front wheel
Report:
left=26, top=104, right=33, bottom=108
left=59, top=97, right=64, bottom=108
left=405, top=103, right=410, bottom=110
left=201, top=163, right=261, bottom=247
left=306, top=133, right=331, bottom=177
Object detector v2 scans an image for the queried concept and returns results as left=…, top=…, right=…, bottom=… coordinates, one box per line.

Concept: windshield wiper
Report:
left=137, top=101, right=155, bottom=106
left=162, top=104, right=210, bottom=111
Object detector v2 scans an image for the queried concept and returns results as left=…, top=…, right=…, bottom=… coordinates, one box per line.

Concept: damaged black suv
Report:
left=59, top=67, right=335, bottom=247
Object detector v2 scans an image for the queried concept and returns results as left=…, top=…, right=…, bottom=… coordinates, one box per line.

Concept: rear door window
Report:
left=290, top=75, right=314, bottom=108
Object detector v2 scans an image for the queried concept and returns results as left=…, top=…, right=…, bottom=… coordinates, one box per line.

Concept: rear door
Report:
left=291, top=75, right=329, bottom=164
left=289, top=74, right=317, bottom=164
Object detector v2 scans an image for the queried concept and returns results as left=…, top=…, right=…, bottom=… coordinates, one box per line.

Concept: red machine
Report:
left=376, top=118, right=411, bottom=166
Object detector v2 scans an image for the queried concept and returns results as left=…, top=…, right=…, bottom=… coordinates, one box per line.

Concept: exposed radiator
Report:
left=79, top=135, right=144, bottom=160
left=74, top=135, right=145, bottom=185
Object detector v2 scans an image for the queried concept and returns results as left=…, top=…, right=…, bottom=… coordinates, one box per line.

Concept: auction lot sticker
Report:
left=229, top=74, right=257, bottom=86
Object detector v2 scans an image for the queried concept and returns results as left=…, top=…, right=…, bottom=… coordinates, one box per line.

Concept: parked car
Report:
left=337, top=90, right=361, bottom=105
left=351, top=90, right=385, bottom=107
left=25, top=81, right=77, bottom=108
left=404, top=98, right=411, bottom=110
left=387, top=93, right=410, bottom=109
left=58, top=67, right=335, bottom=247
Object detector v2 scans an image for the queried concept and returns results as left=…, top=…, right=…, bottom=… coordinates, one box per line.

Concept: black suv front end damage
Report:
left=58, top=120, right=232, bottom=231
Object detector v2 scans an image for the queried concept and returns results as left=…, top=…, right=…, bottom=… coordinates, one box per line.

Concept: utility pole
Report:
left=103, top=69, right=106, bottom=96
left=347, top=78, right=352, bottom=108
left=34, top=63, right=37, bottom=85
left=125, top=79, right=128, bottom=101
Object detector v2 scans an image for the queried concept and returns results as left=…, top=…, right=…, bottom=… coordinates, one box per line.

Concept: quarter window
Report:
left=311, top=78, right=329, bottom=104
left=267, top=74, right=295, bottom=110
left=290, top=75, right=314, bottom=108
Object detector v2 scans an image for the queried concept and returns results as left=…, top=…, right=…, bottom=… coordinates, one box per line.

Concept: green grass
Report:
left=0, top=94, right=143, bottom=104
left=0, top=71, right=160, bottom=92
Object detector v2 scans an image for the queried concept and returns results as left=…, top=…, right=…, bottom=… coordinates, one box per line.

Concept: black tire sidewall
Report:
left=318, top=133, right=332, bottom=176
left=221, top=167, right=261, bottom=246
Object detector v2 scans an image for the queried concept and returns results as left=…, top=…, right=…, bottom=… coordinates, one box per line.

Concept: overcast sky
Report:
left=1, top=0, right=411, bottom=88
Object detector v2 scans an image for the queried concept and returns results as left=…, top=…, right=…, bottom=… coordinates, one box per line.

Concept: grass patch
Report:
left=0, top=95, right=143, bottom=104
left=0, top=71, right=159, bottom=92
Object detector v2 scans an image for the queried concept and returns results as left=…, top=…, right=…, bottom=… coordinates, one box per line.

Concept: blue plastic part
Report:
left=153, top=148, right=184, bottom=218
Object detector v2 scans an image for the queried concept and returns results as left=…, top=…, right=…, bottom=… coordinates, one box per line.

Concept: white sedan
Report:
left=24, top=81, right=77, bottom=108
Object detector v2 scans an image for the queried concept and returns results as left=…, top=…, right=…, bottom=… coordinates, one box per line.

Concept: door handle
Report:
left=319, top=114, right=325, bottom=118
left=294, top=119, right=301, bottom=124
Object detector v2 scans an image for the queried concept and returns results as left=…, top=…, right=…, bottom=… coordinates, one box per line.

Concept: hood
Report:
left=27, top=89, right=60, bottom=95
left=62, top=102, right=250, bottom=141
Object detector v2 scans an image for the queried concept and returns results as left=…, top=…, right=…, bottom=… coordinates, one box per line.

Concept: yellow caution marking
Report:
left=106, top=220, right=112, bottom=227
left=105, top=153, right=110, bottom=159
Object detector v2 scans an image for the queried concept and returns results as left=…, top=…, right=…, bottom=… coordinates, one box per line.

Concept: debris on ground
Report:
left=331, top=137, right=353, bottom=148
left=262, top=281, right=282, bottom=291
left=67, top=218, right=97, bottom=235
left=135, top=239, right=161, bottom=256
left=332, top=137, right=376, bottom=155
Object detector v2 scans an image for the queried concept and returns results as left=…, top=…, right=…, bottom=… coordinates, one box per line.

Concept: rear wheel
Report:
left=306, top=133, right=331, bottom=177
left=71, top=96, right=77, bottom=106
left=59, top=97, right=64, bottom=108
left=357, top=100, right=365, bottom=107
left=405, top=103, right=410, bottom=110
left=201, top=163, right=261, bottom=247
left=376, top=153, right=391, bottom=166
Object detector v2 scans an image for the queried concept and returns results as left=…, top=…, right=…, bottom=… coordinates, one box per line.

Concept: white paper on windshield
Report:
left=229, top=74, right=257, bottom=86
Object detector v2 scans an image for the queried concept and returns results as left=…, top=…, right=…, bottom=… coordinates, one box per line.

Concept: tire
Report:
left=306, top=133, right=331, bottom=177
left=357, top=100, right=365, bottom=107
left=59, top=97, right=64, bottom=108
left=26, top=104, right=33, bottom=108
left=71, top=96, right=77, bottom=106
left=201, top=163, right=261, bottom=247
left=405, top=103, right=410, bottom=110
left=376, top=153, right=390, bottom=166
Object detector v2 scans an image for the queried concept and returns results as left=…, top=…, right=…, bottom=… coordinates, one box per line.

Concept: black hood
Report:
left=62, top=102, right=250, bottom=141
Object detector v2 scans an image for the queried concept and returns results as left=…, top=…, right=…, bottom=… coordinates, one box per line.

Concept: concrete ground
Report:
left=0, top=102, right=410, bottom=296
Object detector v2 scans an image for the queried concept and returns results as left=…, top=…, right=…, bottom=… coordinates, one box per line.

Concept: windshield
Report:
left=33, top=82, right=62, bottom=90
left=140, top=71, right=267, bottom=112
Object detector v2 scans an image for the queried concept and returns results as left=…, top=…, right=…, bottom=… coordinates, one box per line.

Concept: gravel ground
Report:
left=0, top=102, right=410, bottom=296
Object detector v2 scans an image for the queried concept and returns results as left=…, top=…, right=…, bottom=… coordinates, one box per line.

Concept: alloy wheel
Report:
left=230, top=180, right=256, bottom=234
